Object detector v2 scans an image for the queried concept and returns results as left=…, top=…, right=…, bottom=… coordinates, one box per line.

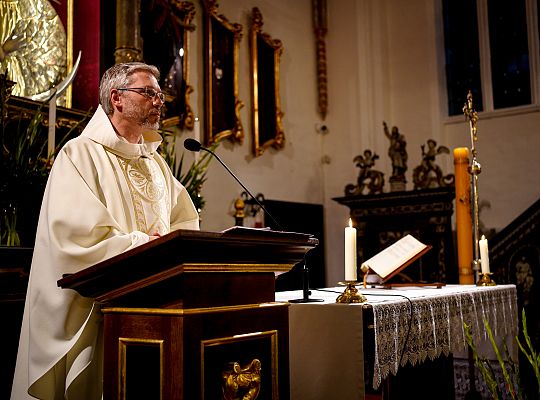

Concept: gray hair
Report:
left=99, top=62, right=160, bottom=115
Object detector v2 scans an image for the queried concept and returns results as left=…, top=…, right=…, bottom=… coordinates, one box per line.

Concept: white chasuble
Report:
left=11, top=105, right=199, bottom=400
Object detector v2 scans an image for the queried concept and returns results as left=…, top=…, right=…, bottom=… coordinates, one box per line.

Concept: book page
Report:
left=361, top=234, right=428, bottom=279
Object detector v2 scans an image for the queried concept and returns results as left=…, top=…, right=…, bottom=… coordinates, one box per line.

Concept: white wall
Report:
left=185, top=0, right=540, bottom=287
left=186, top=0, right=324, bottom=232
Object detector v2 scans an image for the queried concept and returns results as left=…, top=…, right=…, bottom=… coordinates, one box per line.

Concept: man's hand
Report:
left=149, top=232, right=161, bottom=241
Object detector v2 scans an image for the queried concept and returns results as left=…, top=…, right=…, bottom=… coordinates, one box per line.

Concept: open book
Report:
left=361, top=234, right=431, bottom=284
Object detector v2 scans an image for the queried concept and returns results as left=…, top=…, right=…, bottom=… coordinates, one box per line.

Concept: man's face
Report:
left=120, top=71, right=163, bottom=130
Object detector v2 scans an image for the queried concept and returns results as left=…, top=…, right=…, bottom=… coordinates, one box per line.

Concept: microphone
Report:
left=183, top=138, right=283, bottom=231
left=184, top=138, right=323, bottom=303
left=184, top=138, right=202, bottom=152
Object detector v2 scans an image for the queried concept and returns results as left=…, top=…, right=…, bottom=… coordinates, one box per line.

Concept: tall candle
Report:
left=193, top=117, right=200, bottom=161
left=479, top=235, right=490, bottom=274
left=345, top=218, right=357, bottom=281
left=453, top=147, right=474, bottom=284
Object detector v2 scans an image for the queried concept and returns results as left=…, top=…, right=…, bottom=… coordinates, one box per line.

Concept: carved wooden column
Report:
left=115, top=0, right=143, bottom=63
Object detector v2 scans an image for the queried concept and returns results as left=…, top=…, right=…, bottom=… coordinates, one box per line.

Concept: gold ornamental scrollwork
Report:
left=222, top=359, right=262, bottom=400
left=312, top=0, right=328, bottom=119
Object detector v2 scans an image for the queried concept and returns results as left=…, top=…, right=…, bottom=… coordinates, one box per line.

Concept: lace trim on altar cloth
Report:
left=370, top=285, right=518, bottom=389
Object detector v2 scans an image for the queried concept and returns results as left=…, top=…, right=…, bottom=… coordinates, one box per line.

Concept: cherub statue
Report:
left=412, top=139, right=455, bottom=189
left=345, top=149, right=385, bottom=195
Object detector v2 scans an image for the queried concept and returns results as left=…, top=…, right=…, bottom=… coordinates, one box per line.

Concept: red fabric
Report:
left=51, top=1, right=100, bottom=111
left=72, top=1, right=100, bottom=111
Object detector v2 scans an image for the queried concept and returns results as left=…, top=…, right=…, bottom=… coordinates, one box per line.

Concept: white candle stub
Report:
left=345, top=218, right=357, bottom=281
left=479, top=235, right=490, bottom=274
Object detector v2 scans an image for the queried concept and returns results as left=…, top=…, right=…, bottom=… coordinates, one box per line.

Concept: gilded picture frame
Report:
left=140, top=0, right=196, bottom=130
left=250, top=7, right=285, bottom=157
left=202, top=0, right=244, bottom=145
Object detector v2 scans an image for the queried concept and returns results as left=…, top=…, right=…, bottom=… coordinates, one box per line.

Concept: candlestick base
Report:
left=336, top=281, right=367, bottom=303
left=476, top=272, right=496, bottom=286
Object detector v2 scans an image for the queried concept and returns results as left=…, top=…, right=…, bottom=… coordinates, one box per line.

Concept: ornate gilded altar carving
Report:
left=0, top=0, right=67, bottom=105
left=222, top=359, right=262, bottom=400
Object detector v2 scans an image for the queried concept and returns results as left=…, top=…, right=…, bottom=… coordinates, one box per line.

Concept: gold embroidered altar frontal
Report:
left=276, top=284, right=517, bottom=398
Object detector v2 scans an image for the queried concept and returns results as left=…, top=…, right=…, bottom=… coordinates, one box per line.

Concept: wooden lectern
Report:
left=58, top=228, right=317, bottom=400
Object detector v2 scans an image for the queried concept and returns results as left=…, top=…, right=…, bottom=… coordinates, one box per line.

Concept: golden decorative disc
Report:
left=0, top=0, right=67, bottom=104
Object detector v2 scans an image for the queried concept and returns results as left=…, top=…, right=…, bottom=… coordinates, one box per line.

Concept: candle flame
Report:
left=348, top=218, right=353, bottom=228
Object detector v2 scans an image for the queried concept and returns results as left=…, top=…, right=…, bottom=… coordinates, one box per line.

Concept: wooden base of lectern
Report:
left=59, top=229, right=318, bottom=400
left=103, top=303, right=289, bottom=400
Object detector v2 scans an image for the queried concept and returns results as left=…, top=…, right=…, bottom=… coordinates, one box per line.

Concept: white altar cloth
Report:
left=276, top=284, right=517, bottom=397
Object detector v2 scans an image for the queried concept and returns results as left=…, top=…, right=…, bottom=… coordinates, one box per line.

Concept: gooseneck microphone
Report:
left=184, top=138, right=323, bottom=303
left=183, top=138, right=284, bottom=231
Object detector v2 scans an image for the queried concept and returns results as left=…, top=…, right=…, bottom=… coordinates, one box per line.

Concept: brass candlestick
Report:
left=336, top=281, right=367, bottom=303
left=463, top=91, right=482, bottom=283
left=476, top=272, right=496, bottom=286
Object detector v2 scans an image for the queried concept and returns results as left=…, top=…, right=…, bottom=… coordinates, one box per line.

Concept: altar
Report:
left=276, top=284, right=517, bottom=400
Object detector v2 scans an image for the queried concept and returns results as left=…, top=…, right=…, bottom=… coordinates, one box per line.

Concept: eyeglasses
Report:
left=117, top=87, right=165, bottom=102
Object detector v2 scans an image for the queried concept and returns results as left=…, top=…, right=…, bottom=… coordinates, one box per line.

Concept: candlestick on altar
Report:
left=337, top=219, right=366, bottom=303
left=344, top=218, right=357, bottom=281
left=462, top=91, right=482, bottom=283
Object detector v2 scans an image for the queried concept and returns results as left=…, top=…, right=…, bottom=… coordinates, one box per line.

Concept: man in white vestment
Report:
left=11, top=62, right=200, bottom=399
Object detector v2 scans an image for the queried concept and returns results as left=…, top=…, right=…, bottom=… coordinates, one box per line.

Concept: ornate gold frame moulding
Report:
left=202, top=0, right=244, bottom=145
left=115, top=0, right=196, bottom=130
left=250, top=7, right=285, bottom=157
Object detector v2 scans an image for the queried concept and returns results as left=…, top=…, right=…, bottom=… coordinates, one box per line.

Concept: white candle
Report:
left=193, top=117, right=200, bottom=161
left=345, top=218, right=357, bottom=281
left=479, top=235, right=490, bottom=274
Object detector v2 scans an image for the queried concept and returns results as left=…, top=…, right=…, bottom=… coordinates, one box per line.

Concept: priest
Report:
left=11, top=62, right=200, bottom=399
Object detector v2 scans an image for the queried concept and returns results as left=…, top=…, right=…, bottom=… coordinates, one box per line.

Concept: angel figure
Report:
left=412, top=139, right=455, bottom=189
left=345, top=149, right=385, bottom=195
